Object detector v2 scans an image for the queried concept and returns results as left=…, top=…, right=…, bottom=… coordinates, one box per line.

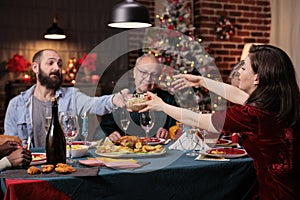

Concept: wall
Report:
left=194, top=0, right=271, bottom=81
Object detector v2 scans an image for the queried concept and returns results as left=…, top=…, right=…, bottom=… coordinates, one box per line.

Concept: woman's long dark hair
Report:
left=246, top=45, right=300, bottom=127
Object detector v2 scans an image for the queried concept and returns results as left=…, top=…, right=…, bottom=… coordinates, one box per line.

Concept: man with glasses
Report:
left=100, top=54, right=177, bottom=142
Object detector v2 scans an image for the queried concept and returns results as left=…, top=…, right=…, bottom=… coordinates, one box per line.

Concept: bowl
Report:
left=66, top=144, right=89, bottom=158
left=126, top=94, right=150, bottom=111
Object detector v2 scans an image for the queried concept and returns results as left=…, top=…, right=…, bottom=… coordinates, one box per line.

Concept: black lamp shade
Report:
left=44, top=18, right=66, bottom=40
left=108, top=0, right=152, bottom=28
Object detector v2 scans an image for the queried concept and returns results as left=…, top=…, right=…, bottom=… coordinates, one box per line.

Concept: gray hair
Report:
left=135, top=54, right=158, bottom=67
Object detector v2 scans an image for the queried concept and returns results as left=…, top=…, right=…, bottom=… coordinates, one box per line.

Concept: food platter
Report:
left=200, top=147, right=247, bottom=159
left=140, top=137, right=165, bottom=145
left=95, top=148, right=166, bottom=158
left=95, top=136, right=166, bottom=158
left=30, top=153, right=47, bottom=165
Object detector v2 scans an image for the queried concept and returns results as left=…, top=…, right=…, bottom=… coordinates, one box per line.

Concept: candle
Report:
left=22, top=74, right=31, bottom=83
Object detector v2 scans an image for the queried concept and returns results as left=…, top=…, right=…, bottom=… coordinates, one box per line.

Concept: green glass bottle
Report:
left=46, top=97, right=66, bottom=164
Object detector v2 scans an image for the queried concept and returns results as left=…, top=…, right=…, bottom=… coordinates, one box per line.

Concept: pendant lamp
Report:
left=108, top=0, right=152, bottom=29
left=44, top=16, right=66, bottom=40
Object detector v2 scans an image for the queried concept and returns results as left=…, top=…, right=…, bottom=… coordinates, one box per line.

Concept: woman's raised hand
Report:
left=171, top=74, right=202, bottom=91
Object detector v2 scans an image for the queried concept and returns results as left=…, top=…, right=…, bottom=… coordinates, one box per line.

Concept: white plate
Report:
left=140, top=137, right=165, bottom=145
left=95, top=148, right=166, bottom=158
left=200, top=147, right=247, bottom=159
left=30, top=153, right=47, bottom=165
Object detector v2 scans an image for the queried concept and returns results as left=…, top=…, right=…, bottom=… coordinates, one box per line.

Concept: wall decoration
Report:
left=215, top=16, right=239, bottom=40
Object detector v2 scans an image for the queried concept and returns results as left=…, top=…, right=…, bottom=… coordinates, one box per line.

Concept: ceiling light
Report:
left=108, top=0, right=152, bottom=29
left=44, top=16, right=66, bottom=40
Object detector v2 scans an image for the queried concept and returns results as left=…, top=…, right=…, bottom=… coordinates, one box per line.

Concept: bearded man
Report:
left=4, top=49, right=126, bottom=147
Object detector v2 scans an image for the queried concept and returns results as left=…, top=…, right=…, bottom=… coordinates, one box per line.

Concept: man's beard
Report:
left=38, top=68, right=62, bottom=90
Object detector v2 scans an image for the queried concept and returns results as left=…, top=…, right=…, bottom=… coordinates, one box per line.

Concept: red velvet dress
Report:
left=212, top=105, right=300, bottom=200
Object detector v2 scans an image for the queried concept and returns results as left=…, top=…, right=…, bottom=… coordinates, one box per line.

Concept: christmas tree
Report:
left=143, top=0, right=224, bottom=111
left=63, top=53, right=98, bottom=84
left=62, top=57, right=78, bottom=84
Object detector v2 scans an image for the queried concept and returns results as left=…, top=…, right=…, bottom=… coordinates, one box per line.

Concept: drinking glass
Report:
left=140, top=111, right=155, bottom=144
left=44, top=106, right=52, bottom=134
left=185, top=127, right=200, bottom=156
left=80, top=113, right=89, bottom=145
left=59, top=111, right=79, bottom=164
left=120, top=109, right=130, bottom=136
left=198, top=106, right=210, bottom=151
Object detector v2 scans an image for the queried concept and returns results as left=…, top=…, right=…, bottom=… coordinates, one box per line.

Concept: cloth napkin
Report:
left=169, top=131, right=209, bottom=151
left=79, top=157, right=143, bottom=169
left=195, top=154, right=229, bottom=162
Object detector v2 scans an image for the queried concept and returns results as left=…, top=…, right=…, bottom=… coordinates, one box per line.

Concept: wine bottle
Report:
left=46, top=97, right=66, bottom=164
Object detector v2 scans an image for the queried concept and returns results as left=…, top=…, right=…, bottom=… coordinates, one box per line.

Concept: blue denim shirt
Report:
left=4, top=85, right=115, bottom=143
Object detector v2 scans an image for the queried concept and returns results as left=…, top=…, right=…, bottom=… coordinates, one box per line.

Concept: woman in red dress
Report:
left=139, top=44, right=300, bottom=200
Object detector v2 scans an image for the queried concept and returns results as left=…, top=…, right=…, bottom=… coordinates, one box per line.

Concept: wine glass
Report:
left=120, top=109, right=130, bottom=136
left=198, top=129, right=208, bottom=151
left=44, top=106, right=52, bottom=134
left=140, top=111, right=155, bottom=144
left=59, top=111, right=79, bottom=164
left=183, top=106, right=201, bottom=156
left=198, top=106, right=210, bottom=151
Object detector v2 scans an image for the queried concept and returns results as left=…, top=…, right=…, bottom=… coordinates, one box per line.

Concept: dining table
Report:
left=0, top=141, right=257, bottom=200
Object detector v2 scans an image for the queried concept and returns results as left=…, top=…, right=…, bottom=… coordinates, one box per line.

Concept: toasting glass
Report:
left=140, top=111, right=155, bottom=144
left=120, top=109, right=131, bottom=136
left=59, top=111, right=79, bottom=164
left=44, top=106, right=52, bottom=134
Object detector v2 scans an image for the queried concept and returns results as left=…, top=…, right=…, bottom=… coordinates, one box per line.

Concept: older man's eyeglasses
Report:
left=136, top=67, right=159, bottom=79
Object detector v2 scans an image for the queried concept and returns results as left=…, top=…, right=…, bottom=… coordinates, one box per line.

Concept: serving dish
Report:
left=72, top=141, right=98, bottom=148
left=126, top=93, right=150, bottom=111
left=67, top=145, right=89, bottom=158
left=215, top=139, right=232, bottom=146
left=200, top=147, right=247, bottom=159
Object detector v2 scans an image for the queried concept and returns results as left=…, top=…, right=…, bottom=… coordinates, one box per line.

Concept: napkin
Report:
left=79, top=157, right=144, bottom=169
left=168, top=132, right=209, bottom=151
left=195, top=154, right=229, bottom=162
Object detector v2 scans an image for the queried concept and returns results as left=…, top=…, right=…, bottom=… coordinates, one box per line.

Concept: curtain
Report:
left=270, top=0, right=300, bottom=84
